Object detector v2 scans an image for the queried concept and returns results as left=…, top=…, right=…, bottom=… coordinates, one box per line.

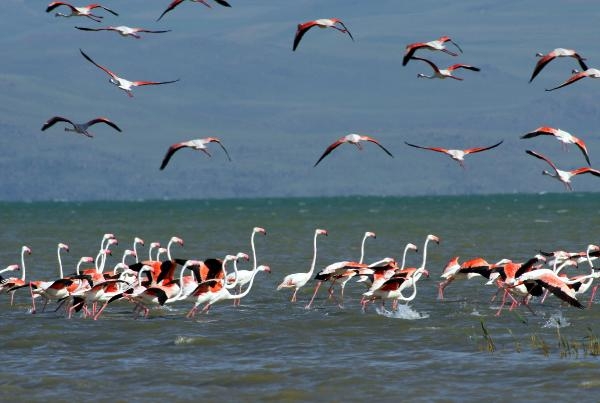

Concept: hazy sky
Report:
left=1, top=0, right=600, bottom=200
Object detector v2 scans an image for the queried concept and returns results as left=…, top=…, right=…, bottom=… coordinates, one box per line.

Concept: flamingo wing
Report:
left=293, top=21, right=317, bottom=51
left=447, top=64, right=480, bottom=72
left=521, top=127, right=556, bottom=139
left=545, top=71, right=589, bottom=91
left=75, top=26, right=112, bottom=32
left=89, top=4, right=119, bottom=16
left=46, top=2, right=76, bottom=13
left=411, top=56, right=440, bottom=72
left=526, top=149, right=558, bottom=173
left=160, top=143, right=189, bottom=170
left=337, top=20, right=354, bottom=41
left=402, top=43, right=424, bottom=66
left=86, top=117, right=122, bottom=132
left=573, top=138, right=591, bottom=166
left=157, top=0, right=185, bottom=21
left=365, top=136, right=394, bottom=158
left=209, top=138, right=232, bottom=161
left=570, top=167, right=600, bottom=178
left=404, top=142, right=449, bottom=155
left=137, top=28, right=172, bottom=34
left=449, top=39, right=463, bottom=54
left=213, top=0, right=232, bottom=6
left=464, top=140, right=503, bottom=155
left=313, top=138, right=345, bottom=167
left=132, top=79, right=180, bottom=87
left=529, top=54, right=556, bottom=83
left=537, top=277, right=584, bottom=309
left=80, top=49, right=117, bottom=78
left=41, top=116, right=74, bottom=131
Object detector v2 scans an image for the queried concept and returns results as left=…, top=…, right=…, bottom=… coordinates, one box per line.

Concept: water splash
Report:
left=374, top=304, right=429, bottom=320
left=542, top=311, right=571, bottom=328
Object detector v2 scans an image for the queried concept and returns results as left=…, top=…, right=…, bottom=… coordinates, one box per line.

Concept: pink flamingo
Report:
left=157, top=0, right=231, bottom=22
left=403, top=36, right=462, bottom=66
left=526, top=149, right=600, bottom=191
left=160, top=137, right=231, bottom=170
left=293, top=18, right=353, bottom=51
left=521, top=127, right=590, bottom=165
left=41, top=116, right=121, bottom=138
left=314, top=134, right=393, bottom=167
left=46, top=2, right=118, bottom=22
left=76, top=26, right=171, bottom=38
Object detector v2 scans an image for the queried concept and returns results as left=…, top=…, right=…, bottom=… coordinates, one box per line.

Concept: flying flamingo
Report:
left=46, top=2, right=118, bottom=22
left=80, top=49, right=179, bottom=97
left=305, top=231, right=375, bottom=309
left=438, top=257, right=495, bottom=299
left=293, top=18, right=353, bottom=51
left=509, top=268, right=585, bottom=309
left=41, top=116, right=121, bottom=138
left=522, top=127, right=590, bottom=165
left=76, top=26, right=171, bottom=38
left=157, top=0, right=231, bottom=22
left=411, top=57, right=480, bottom=80
left=404, top=140, right=503, bottom=168
left=314, top=133, right=393, bottom=167
left=525, top=150, right=600, bottom=191
left=277, top=229, right=328, bottom=303
left=160, top=137, right=231, bottom=170
left=403, top=36, right=462, bottom=66
left=529, top=48, right=588, bottom=83
left=545, top=68, right=600, bottom=91
left=226, top=227, right=267, bottom=305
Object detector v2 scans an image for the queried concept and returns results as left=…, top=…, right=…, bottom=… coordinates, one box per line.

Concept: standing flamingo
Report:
left=521, top=127, right=590, bottom=165
left=314, top=133, right=393, bottom=167
left=203, top=265, right=271, bottom=312
left=160, top=137, right=231, bottom=170
left=525, top=150, right=600, bottom=191
left=132, top=237, right=145, bottom=263
left=157, top=0, right=231, bottom=21
left=226, top=227, right=267, bottom=305
left=0, top=246, right=31, bottom=305
left=405, top=141, right=503, bottom=168
left=411, top=57, right=480, bottom=80
left=80, top=49, right=179, bottom=97
left=46, top=2, right=118, bottom=22
left=403, top=36, right=462, bottom=66
left=293, top=18, right=353, bottom=51
left=529, top=48, right=588, bottom=83
left=277, top=229, right=328, bottom=303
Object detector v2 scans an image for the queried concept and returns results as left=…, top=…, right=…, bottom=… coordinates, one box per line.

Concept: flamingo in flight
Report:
left=46, top=2, right=118, bottom=22
left=529, top=48, right=588, bottom=83
left=293, top=18, right=353, bottom=51
left=160, top=137, right=231, bottom=170
left=314, top=133, right=393, bottom=167
left=521, top=126, right=590, bottom=166
left=545, top=68, right=600, bottom=91
left=411, top=57, right=480, bottom=81
left=157, top=0, right=231, bottom=22
left=80, top=49, right=179, bottom=97
left=525, top=150, right=600, bottom=191
left=404, top=140, right=503, bottom=168
left=508, top=268, right=585, bottom=309
left=403, top=36, right=462, bottom=66
left=76, top=26, right=171, bottom=39
left=41, top=116, right=121, bottom=138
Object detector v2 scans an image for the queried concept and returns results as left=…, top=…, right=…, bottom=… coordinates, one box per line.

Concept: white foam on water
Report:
left=374, top=304, right=429, bottom=320
left=542, top=311, right=571, bottom=328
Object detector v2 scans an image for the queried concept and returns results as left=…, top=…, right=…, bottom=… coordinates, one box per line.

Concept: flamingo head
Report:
left=134, top=237, right=145, bottom=246
left=5, top=264, right=20, bottom=272
left=365, top=231, right=376, bottom=239
left=184, top=259, right=202, bottom=268
left=22, top=246, right=32, bottom=255
left=535, top=52, right=544, bottom=57
left=236, top=252, right=250, bottom=261
left=406, top=243, right=418, bottom=252
left=109, top=77, right=119, bottom=86
left=257, top=265, right=272, bottom=274
left=103, top=233, right=116, bottom=241
left=428, top=234, right=440, bottom=244
left=157, top=247, right=168, bottom=256
left=316, top=229, right=328, bottom=236
left=59, top=243, right=70, bottom=252
left=572, top=68, right=580, bottom=74
left=102, top=249, right=113, bottom=256
left=124, top=249, right=136, bottom=257
left=170, top=236, right=184, bottom=246
left=80, top=256, right=95, bottom=264
left=421, top=269, right=430, bottom=278
left=150, top=242, right=161, bottom=248
left=254, top=227, right=267, bottom=235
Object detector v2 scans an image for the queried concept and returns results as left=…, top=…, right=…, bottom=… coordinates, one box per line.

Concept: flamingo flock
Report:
left=33, top=2, right=600, bottom=192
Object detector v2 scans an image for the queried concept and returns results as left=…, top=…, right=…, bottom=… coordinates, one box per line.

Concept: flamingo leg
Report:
left=305, top=281, right=322, bottom=309
left=290, top=288, right=298, bottom=303
left=588, top=285, right=598, bottom=308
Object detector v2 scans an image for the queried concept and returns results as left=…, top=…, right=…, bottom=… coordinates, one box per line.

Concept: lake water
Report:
left=1, top=194, right=600, bottom=402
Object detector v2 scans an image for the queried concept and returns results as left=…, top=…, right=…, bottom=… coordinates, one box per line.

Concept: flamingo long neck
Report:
left=398, top=275, right=419, bottom=302
left=230, top=267, right=262, bottom=300
left=587, top=246, right=596, bottom=271
left=99, top=251, right=108, bottom=274
left=172, top=265, right=188, bottom=301
left=251, top=232, right=258, bottom=270
left=359, top=234, right=368, bottom=264
left=167, top=239, right=178, bottom=261
left=133, top=241, right=142, bottom=263
left=148, top=245, right=155, bottom=261
left=420, top=238, right=432, bottom=269
left=225, top=258, right=239, bottom=289
left=306, top=232, right=320, bottom=278
left=20, top=248, right=28, bottom=281
left=401, top=245, right=411, bottom=269
left=76, top=260, right=85, bottom=275
left=95, top=250, right=103, bottom=272
left=57, top=246, right=64, bottom=279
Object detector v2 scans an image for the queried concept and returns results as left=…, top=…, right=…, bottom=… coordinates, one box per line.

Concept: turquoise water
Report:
left=1, top=194, right=600, bottom=401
